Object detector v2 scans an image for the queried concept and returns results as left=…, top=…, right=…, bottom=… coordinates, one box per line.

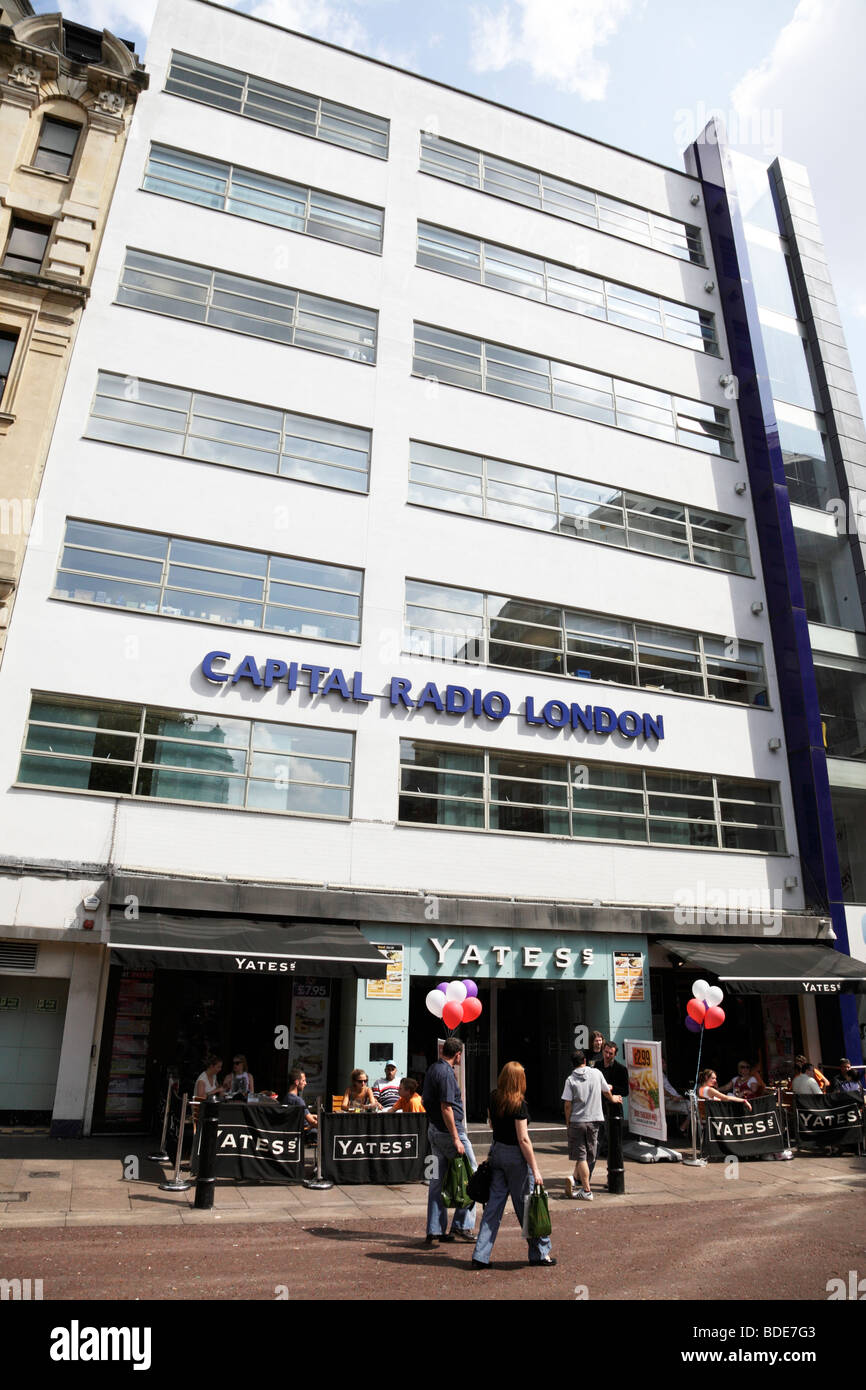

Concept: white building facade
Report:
left=2, top=0, right=857, bottom=1135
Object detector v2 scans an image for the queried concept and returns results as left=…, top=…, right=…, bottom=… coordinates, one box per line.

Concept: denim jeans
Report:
left=426, top=1124, right=477, bottom=1236
left=473, top=1142, right=552, bottom=1266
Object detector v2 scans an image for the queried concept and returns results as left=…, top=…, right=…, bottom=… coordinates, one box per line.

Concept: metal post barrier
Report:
left=193, top=1097, right=220, bottom=1210
left=606, top=1106, right=625, bottom=1194
left=683, top=1090, right=707, bottom=1167
left=147, top=1075, right=174, bottom=1163
left=159, top=1091, right=192, bottom=1192
left=303, top=1097, right=333, bottom=1190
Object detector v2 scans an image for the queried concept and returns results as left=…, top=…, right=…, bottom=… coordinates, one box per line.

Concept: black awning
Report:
left=107, top=912, right=388, bottom=978
left=657, top=939, right=866, bottom=995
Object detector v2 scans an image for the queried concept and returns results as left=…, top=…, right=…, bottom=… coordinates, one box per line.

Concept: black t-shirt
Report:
left=488, top=1090, right=530, bottom=1144
left=601, top=1061, right=629, bottom=1097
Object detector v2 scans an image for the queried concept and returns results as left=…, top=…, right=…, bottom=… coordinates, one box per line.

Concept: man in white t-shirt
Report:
left=561, top=1049, right=622, bottom=1200
left=792, top=1063, right=822, bottom=1096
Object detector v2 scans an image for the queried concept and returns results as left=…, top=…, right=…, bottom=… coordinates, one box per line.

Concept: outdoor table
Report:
left=320, top=1110, right=428, bottom=1184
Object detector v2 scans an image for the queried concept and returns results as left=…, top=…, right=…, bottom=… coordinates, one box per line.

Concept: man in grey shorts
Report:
left=562, top=1049, right=623, bottom=1200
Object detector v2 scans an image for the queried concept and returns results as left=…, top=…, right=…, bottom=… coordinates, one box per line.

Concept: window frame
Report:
left=31, top=115, right=82, bottom=178
left=0, top=330, right=19, bottom=408
left=17, top=693, right=356, bottom=820
left=84, top=370, right=372, bottom=494
left=51, top=517, right=365, bottom=647
left=2, top=216, right=52, bottom=276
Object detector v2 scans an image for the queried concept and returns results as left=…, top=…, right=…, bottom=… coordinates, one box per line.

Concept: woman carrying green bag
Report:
left=472, top=1062, right=555, bottom=1269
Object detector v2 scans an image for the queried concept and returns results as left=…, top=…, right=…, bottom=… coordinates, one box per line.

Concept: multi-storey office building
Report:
left=0, top=0, right=862, bottom=1135
left=0, top=1, right=147, bottom=657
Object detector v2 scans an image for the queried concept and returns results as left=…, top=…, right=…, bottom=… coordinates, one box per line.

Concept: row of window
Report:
left=49, top=515, right=764, bottom=708
left=409, top=442, right=749, bottom=574
left=419, top=132, right=705, bottom=265
left=86, top=372, right=371, bottom=492
left=111, top=250, right=734, bottom=457
left=417, top=223, right=719, bottom=354
left=412, top=325, right=734, bottom=456
left=116, top=250, right=378, bottom=362
left=162, top=50, right=704, bottom=272
left=85, top=375, right=750, bottom=577
left=16, top=696, right=785, bottom=854
left=404, top=581, right=767, bottom=705
left=399, top=743, right=785, bottom=852
left=53, top=519, right=363, bottom=644
left=143, top=144, right=385, bottom=254
left=19, top=697, right=353, bottom=818
left=137, top=142, right=717, bottom=359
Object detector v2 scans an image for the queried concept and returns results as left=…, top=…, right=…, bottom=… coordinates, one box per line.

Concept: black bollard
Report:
left=606, top=1105, right=625, bottom=1194
left=193, top=1097, right=220, bottom=1210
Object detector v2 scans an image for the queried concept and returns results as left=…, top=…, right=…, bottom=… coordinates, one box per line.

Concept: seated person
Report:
left=194, top=1055, right=226, bottom=1102
left=388, top=1078, right=425, bottom=1114
left=342, top=1068, right=379, bottom=1112
left=792, top=1062, right=823, bottom=1096
left=283, top=1067, right=317, bottom=1129
left=698, top=1069, right=752, bottom=1110
left=722, top=1060, right=765, bottom=1100
left=795, top=1054, right=829, bottom=1092
left=223, top=1054, right=254, bottom=1099
left=372, top=1062, right=400, bottom=1110
left=831, top=1058, right=865, bottom=1098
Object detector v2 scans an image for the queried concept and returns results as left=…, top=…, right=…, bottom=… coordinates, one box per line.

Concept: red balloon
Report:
left=462, top=997, right=482, bottom=1023
left=704, top=1005, right=725, bottom=1030
left=686, top=998, right=707, bottom=1024
left=442, top=1000, right=464, bottom=1029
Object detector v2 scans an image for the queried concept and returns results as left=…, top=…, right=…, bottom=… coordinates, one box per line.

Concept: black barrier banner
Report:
left=321, top=1113, right=428, bottom=1184
left=214, top=1103, right=305, bottom=1182
left=702, top=1094, right=784, bottom=1158
left=794, top=1094, right=864, bottom=1147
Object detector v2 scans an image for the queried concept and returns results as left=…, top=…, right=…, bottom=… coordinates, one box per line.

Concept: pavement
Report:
left=2, top=1125, right=864, bottom=1230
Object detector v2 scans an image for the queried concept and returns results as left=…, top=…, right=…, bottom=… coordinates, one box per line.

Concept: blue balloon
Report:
left=685, top=1016, right=702, bottom=1033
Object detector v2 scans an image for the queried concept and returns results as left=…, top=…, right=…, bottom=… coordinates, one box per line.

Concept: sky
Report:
left=32, top=0, right=866, bottom=399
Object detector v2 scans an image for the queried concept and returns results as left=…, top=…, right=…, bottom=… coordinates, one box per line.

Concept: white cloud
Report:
left=240, top=0, right=370, bottom=51
left=728, top=0, right=866, bottom=398
left=35, top=0, right=160, bottom=36
left=469, top=0, right=635, bottom=101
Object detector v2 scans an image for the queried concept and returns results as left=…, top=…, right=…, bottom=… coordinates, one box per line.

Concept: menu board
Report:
left=365, top=944, right=404, bottom=999
left=105, top=970, right=153, bottom=1121
left=614, top=951, right=645, bottom=1002
left=290, top=979, right=331, bottom=1099
left=624, top=1039, right=666, bottom=1142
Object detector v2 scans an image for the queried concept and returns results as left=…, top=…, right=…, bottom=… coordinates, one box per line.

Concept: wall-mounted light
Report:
left=690, top=193, right=701, bottom=206
left=751, top=601, right=764, bottom=615
left=784, top=876, right=798, bottom=890
left=734, top=481, right=747, bottom=495
left=83, top=896, right=100, bottom=910
left=704, top=280, right=715, bottom=293
left=768, top=737, right=782, bottom=751
left=718, top=374, right=734, bottom=388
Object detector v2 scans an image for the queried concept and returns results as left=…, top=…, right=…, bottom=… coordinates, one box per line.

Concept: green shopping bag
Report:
left=522, top=1185, right=552, bottom=1239
left=442, top=1154, right=474, bottom=1208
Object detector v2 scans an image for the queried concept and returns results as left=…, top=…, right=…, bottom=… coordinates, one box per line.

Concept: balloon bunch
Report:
left=425, top=979, right=483, bottom=1031
left=684, top=979, right=725, bottom=1033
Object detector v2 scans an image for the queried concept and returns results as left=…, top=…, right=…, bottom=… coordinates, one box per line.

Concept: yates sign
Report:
left=201, top=651, right=665, bottom=741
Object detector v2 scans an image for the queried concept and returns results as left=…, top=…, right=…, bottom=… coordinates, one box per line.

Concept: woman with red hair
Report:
left=472, top=1061, right=555, bottom=1269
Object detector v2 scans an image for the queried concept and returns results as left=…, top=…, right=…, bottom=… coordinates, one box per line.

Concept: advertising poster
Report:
left=624, top=1038, right=666, bottom=1142
left=365, top=944, right=404, bottom=999
left=290, top=979, right=330, bottom=1098
left=614, top=952, right=645, bottom=1001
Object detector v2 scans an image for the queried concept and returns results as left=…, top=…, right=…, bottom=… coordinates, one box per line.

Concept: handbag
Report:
left=466, top=1158, right=493, bottom=1205
left=441, top=1153, right=474, bottom=1208
left=521, top=1184, right=552, bottom=1240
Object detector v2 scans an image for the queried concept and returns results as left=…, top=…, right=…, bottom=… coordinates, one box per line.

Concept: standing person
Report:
left=587, top=1031, right=605, bottom=1068
left=421, top=1038, right=477, bottom=1245
left=372, top=1062, right=400, bottom=1110
left=562, top=1049, right=622, bottom=1200
left=472, top=1062, right=555, bottom=1270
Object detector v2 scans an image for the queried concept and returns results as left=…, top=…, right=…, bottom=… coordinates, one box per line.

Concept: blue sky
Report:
left=34, top=0, right=866, bottom=397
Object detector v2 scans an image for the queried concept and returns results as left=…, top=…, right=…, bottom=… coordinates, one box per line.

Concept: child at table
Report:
left=389, top=1078, right=425, bottom=1114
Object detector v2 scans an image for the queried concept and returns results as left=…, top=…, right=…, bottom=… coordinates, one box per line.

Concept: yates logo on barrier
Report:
left=332, top=1134, right=420, bottom=1161
left=217, top=1127, right=300, bottom=1160
left=797, top=1105, right=861, bottom=1132
left=708, top=1113, right=781, bottom=1143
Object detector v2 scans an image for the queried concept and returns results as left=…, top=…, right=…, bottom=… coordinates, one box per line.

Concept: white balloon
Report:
left=445, top=980, right=467, bottom=1003
left=705, top=985, right=724, bottom=1007
left=691, top=979, right=711, bottom=1002
left=426, top=989, right=446, bottom=1018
